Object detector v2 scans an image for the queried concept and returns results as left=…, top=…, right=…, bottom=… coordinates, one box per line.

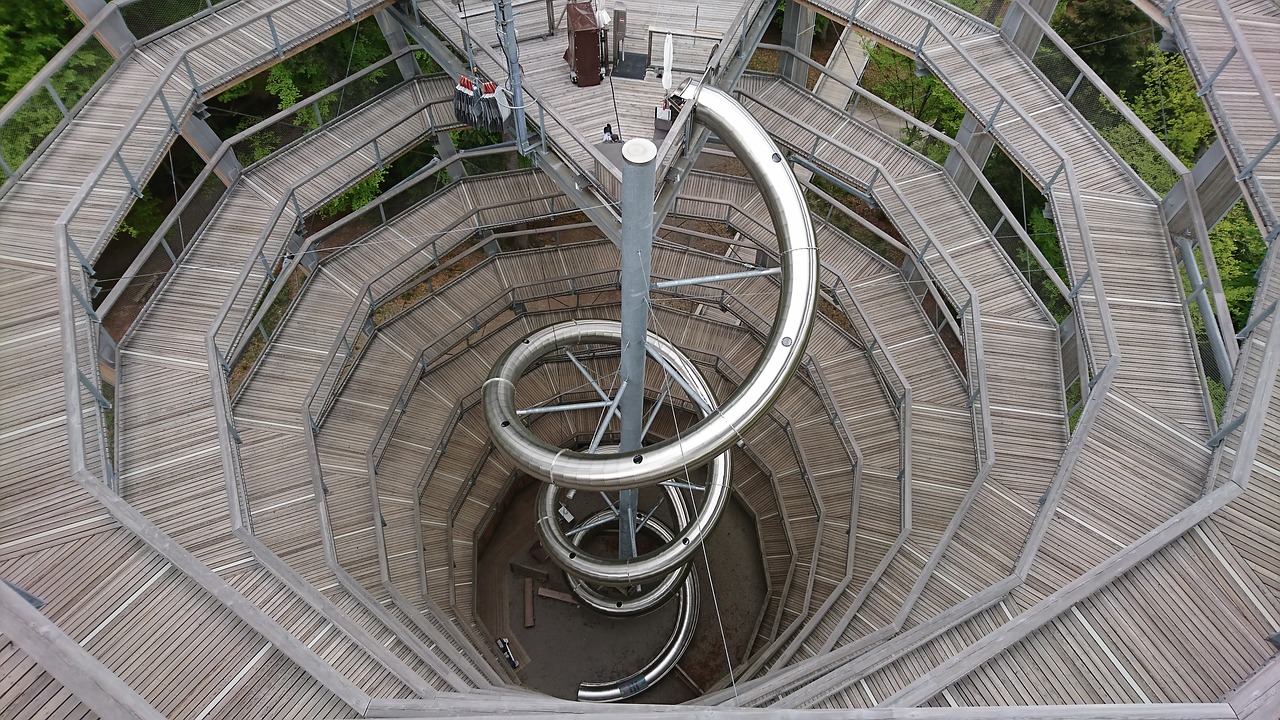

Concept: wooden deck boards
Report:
left=7, top=0, right=1280, bottom=712
left=417, top=0, right=751, bottom=180
left=1173, top=0, right=1280, bottom=238
left=733, top=0, right=1273, bottom=706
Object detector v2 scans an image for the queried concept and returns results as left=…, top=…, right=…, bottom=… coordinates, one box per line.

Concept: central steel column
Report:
left=617, top=138, right=658, bottom=559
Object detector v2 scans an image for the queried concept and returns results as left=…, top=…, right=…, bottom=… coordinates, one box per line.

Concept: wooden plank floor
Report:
left=109, top=75, right=476, bottom=700
left=1171, top=0, right=1280, bottom=239
left=9, top=0, right=1280, bottom=713
left=233, top=171, right=587, bottom=687
left=0, top=634, right=100, bottom=720
left=711, top=0, right=1277, bottom=710
left=707, top=78, right=1054, bottom=676
left=416, top=0, right=752, bottom=182
left=0, top=2, right=430, bottom=716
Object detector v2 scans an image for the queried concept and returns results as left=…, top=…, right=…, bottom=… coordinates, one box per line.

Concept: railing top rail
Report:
left=97, top=56, right=431, bottom=319
left=1008, top=0, right=1189, bottom=182
left=58, top=0, right=384, bottom=244
left=298, top=160, right=547, bottom=419
left=207, top=98, right=449, bottom=354
left=736, top=86, right=978, bottom=316
left=1205, top=0, right=1280, bottom=135
left=747, top=47, right=1070, bottom=304
left=0, top=0, right=154, bottom=126
left=861, top=0, right=1120, bottom=361
left=683, top=195, right=912, bottom=407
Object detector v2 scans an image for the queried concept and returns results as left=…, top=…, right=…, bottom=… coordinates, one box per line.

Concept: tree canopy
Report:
left=1, top=0, right=113, bottom=172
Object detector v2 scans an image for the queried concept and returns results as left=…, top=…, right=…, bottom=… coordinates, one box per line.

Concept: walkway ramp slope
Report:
left=716, top=0, right=1278, bottom=710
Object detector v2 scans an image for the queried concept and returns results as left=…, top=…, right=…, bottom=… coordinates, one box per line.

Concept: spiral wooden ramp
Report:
left=2, top=0, right=1280, bottom=717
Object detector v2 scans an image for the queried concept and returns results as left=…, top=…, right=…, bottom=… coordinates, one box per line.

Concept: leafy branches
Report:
left=1, top=0, right=113, bottom=172
left=860, top=45, right=966, bottom=163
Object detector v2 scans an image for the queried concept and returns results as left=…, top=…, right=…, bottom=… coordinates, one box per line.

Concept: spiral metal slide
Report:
left=481, top=83, right=819, bottom=701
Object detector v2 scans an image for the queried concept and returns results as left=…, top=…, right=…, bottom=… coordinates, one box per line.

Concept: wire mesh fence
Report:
left=98, top=159, right=229, bottom=337
left=967, top=151, right=1072, bottom=322
left=119, top=0, right=213, bottom=41
left=1, top=39, right=113, bottom=178
left=1030, top=42, right=1183, bottom=196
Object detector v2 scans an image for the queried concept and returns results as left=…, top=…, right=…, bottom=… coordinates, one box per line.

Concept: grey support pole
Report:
left=941, top=0, right=1056, bottom=198
left=495, top=0, right=531, bottom=153
left=375, top=9, right=421, bottom=80
left=1174, top=234, right=1234, bottom=388
left=779, top=2, right=816, bottom=88
left=65, top=0, right=243, bottom=185
left=617, top=138, right=658, bottom=560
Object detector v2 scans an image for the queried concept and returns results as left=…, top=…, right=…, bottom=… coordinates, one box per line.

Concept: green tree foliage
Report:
left=1211, top=202, right=1267, bottom=327
left=860, top=45, right=966, bottom=163
left=770, top=2, right=832, bottom=38
left=1, top=0, right=113, bottom=171
left=210, top=23, right=398, bottom=212
left=320, top=169, right=386, bottom=217
left=1100, top=50, right=1264, bottom=328
left=1126, top=52, right=1214, bottom=163
left=1, top=0, right=81, bottom=104
left=1051, top=0, right=1151, bottom=96
left=1098, top=122, right=1178, bottom=193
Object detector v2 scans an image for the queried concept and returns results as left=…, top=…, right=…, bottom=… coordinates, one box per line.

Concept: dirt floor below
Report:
left=476, top=478, right=766, bottom=703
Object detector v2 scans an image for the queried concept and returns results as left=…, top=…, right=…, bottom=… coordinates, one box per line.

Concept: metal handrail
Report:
left=651, top=0, right=774, bottom=171
left=299, top=170, right=555, bottom=428
left=49, top=4, right=410, bottom=505
left=862, top=0, right=1118, bottom=366
left=712, top=6, right=1130, bottom=703
left=750, top=46, right=1070, bottom=305
left=211, top=95, right=451, bottom=367
left=666, top=182, right=912, bottom=412
left=0, top=0, right=244, bottom=189
left=1168, top=0, right=1280, bottom=237
left=723, top=100, right=997, bottom=661
left=1007, top=0, right=1236, bottom=370
left=98, top=50, right=432, bottom=320
left=118, top=81, right=447, bottom=529
left=737, top=86, right=987, bottom=400
left=61, top=0, right=386, bottom=264
left=667, top=188, right=917, bottom=646
left=740, top=89, right=966, bottom=349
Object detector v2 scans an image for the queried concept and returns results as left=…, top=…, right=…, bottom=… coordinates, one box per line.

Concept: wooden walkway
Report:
left=735, top=74, right=1066, bottom=674
left=1167, top=0, right=1280, bottom=241
left=7, top=0, right=1280, bottom=715
left=111, top=74, right=479, bottom=701
left=701, top=0, right=1278, bottom=711
left=664, top=167, right=988, bottom=676
left=0, top=1, right=442, bottom=717
left=232, top=171, right=579, bottom=688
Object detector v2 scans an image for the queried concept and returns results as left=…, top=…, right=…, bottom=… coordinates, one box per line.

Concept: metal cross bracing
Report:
left=9, top=0, right=1280, bottom=716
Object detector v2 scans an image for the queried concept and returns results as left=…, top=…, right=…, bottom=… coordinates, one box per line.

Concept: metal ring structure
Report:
left=562, top=507, right=689, bottom=615
left=482, top=83, right=818, bottom=491
left=530, top=335, right=732, bottom=587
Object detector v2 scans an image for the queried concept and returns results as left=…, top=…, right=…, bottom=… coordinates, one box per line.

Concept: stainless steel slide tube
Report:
left=576, top=569, right=699, bottom=702
left=562, top=507, right=688, bottom=615
left=527, top=324, right=732, bottom=587
left=482, top=83, right=818, bottom=490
